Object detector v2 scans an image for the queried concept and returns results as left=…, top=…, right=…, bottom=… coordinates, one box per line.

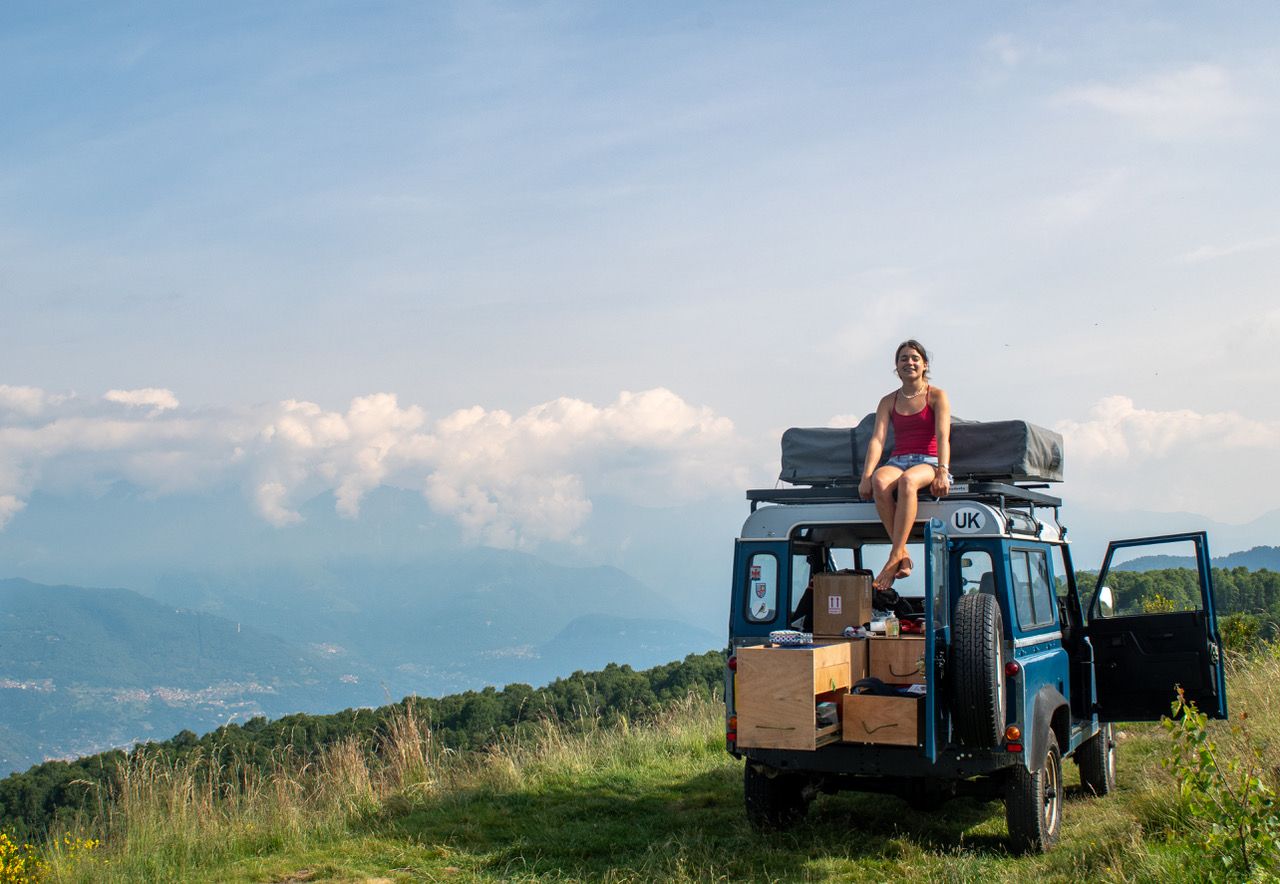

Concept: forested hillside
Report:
left=0, top=651, right=725, bottom=840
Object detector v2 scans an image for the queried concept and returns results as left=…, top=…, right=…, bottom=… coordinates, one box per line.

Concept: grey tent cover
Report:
left=779, top=414, right=1063, bottom=485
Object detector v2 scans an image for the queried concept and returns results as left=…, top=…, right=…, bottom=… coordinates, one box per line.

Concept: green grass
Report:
left=42, top=650, right=1280, bottom=883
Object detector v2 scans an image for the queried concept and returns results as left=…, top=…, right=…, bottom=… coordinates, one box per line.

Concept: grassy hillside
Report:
left=17, top=647, right=1280, bottom=882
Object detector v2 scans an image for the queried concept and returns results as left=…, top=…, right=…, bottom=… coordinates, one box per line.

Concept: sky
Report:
left=3, top=2, right=1280, bottom=551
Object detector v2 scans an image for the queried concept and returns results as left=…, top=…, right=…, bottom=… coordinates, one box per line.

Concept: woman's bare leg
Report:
left=871, top=465, right=903, bottom=536
left=886, top=464, right=938, bottom=580
left=870, top=466, right=905, bottom=590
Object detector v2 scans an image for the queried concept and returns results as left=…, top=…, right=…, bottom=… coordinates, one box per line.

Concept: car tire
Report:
left=1005, top=731, right=1063, bottom=854
left=1077, top=722, right=1117, bottom=797
left=743, top=763, right=809, bottom=832
left=950, top=591, right=1005, bottom=747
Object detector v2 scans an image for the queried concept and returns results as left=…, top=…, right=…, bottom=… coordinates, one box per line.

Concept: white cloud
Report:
left=104, top=387, right=180, bottom=412
left=1058, top=64, right=1255, bottom=139
left=1056, top=396, right=1280, bottom=521
left=1179, top=233, right=1280, bottom=263
left=411, top=388, right=745, bottom=548
left=0, top=385, right=53, bottom=417
left=0, top=494, right=25, bottom=530
left=0, top=385, right=746, bottom=548
left=1038, top=169, right=1129, bottom=225
left=985, top=33, right=1027, bottom=70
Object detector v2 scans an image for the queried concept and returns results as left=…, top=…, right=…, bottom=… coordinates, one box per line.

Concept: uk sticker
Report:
left=827, top=596, right=843, bottom=615
left=950, top=507, right=986, bottom=534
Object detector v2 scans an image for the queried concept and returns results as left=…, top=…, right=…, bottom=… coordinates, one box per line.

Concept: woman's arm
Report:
left=931, top=387, right=952, bottom=496
left=858, top=395, right=892, bottom=498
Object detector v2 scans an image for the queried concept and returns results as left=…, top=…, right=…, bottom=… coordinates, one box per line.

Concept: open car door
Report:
left=922, top=518, right=949, bottom=761
left=1085, top=532, right=1227, bottom=722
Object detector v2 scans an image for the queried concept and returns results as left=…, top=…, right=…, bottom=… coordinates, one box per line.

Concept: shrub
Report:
left=0, top=831, right=46, bottom=884
left=1161, top=687, right=1280, bottom=880
left=1219, top=612, right=1264, bottom=652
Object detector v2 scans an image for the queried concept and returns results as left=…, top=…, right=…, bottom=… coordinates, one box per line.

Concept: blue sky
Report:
left=2, top=2, right=1279, bottom=543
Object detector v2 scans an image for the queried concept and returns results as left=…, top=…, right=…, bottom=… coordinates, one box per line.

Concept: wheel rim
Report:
left=1043, top=751, right=1061, bottom=832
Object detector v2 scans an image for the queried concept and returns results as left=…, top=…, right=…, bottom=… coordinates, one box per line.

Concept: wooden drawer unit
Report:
left=735, top=642, right=852, bottom=750
left=868, top=635, right=927, bottom=685
left=842, top=693, right=922, bottom=746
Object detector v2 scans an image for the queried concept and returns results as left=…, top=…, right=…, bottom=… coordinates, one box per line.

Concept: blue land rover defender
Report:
left=724, top=479, right=1228, bottom=853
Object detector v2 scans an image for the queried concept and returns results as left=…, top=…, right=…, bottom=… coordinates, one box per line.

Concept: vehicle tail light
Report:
left=727, top=715, right=738, bottom=740
left=728, top=655, right=738, bottom=672
left=1005, top=725, right=1022, bottom=742
left=1005, top=742, right=1023, bottom=753
left=1004, top=661, right=1021, bottom=677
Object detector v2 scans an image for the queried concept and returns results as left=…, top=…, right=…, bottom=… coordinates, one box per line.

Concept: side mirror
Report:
left=1098, top=585, right=1115, bottom=618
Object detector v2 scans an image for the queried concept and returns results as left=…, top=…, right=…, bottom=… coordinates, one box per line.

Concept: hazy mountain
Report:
left=1114, top=545, right=1280, bottom=573
left=1051, top=503, right=1280, bottom=570
left=0, top=578, right=372, bottom=774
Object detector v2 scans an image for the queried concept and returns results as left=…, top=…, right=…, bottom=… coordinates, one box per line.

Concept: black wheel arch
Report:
left=1024, top=685, right=1070, bottom=773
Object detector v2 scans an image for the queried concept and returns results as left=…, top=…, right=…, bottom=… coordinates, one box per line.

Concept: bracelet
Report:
left=936, top=464, right=949, bottom=473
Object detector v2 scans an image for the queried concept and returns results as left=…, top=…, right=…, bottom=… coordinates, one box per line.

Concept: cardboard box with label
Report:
left=869, top=635, right=927, bottom=685
left=812, top=571, right=873, bottom=635
left=841, top=692, right=922, bottom=746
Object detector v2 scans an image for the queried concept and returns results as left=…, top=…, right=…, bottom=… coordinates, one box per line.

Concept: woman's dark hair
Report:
left=894, top=339, right=930, bottom=379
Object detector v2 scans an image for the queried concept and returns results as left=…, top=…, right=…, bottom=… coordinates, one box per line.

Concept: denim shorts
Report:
left=885, top=453, right=939, bottom=470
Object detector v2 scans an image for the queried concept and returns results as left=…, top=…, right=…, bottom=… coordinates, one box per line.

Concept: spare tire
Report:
left=950, top=591, right=1006, bottom=747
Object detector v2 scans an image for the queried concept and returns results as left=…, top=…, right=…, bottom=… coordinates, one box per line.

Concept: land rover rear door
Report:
left=923, top=518, right=949, bottom=761
left=1084, top=532, right=1227, bottom=721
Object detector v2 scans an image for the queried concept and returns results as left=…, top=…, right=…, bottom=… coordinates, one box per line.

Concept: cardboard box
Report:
left=869, top=635, right=927, bottom=685
left=841, top=693, right=921, bottom=746
left=812, top=572, right=873, bottom=636
left=736, top=642, right=852, bottom=750
left=814, top=635, right=869, bottom=682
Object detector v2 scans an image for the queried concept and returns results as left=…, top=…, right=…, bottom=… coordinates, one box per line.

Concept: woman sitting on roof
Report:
left=857, top=339, right=952, bottom=591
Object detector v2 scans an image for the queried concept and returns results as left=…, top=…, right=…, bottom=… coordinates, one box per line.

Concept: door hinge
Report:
left=1209, top=643, right=1220, bottom=666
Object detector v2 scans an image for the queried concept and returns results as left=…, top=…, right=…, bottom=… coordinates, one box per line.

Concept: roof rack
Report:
left=746, top=481, right=1062, bottom=511
left=746, top=481, right=1066, bottom=540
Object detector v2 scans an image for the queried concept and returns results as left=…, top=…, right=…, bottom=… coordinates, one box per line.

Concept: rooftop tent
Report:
left=779, top=415, right=1064, bottom=486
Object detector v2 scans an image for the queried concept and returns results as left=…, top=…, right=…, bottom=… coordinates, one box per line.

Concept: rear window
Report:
left=745, top=552, right=778, bottom=622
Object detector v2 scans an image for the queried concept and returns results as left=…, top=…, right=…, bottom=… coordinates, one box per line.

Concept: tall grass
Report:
left=41, top=701, right=451, bottom=882
left=41, top=696, right=721, bottom=882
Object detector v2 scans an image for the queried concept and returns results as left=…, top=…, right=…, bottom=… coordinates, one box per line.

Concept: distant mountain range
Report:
left=1114, top=545, right=1280, bottom=573
left=0, top=563, right=720, bottom=774
left=0, top=577, right=369, bottom=774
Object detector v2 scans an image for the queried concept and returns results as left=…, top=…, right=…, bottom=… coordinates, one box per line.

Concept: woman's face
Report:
left=896, top=346, right=927, bottom=382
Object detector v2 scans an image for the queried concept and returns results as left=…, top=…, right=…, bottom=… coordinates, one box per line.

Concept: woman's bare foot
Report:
left=875, top=556, right=903, bottom=590
left=894, top=555, right=914, bottom=579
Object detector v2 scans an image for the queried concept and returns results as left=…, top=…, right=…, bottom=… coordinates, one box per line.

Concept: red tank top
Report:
left=891, top=390, right=938, bottom=457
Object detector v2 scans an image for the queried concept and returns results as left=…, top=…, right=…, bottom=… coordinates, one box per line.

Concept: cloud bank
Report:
left=0, top=386, right=747, bottom=546
left=1056, top=396, right=1280, bottom=521
left=3, top=386, right=1270, bottom=537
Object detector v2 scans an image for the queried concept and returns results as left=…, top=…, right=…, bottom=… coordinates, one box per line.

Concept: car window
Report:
left=1011, top=548, right=1055, bottom=629
left=745, top=552, right=778, bottom=623
left=960, top=550, right=994, bottom=595
left=1091, top=537, right=1206, bottom=618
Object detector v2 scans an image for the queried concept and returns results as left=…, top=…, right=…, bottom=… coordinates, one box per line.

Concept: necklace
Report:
left=900, top=386, right=926, bottom=399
